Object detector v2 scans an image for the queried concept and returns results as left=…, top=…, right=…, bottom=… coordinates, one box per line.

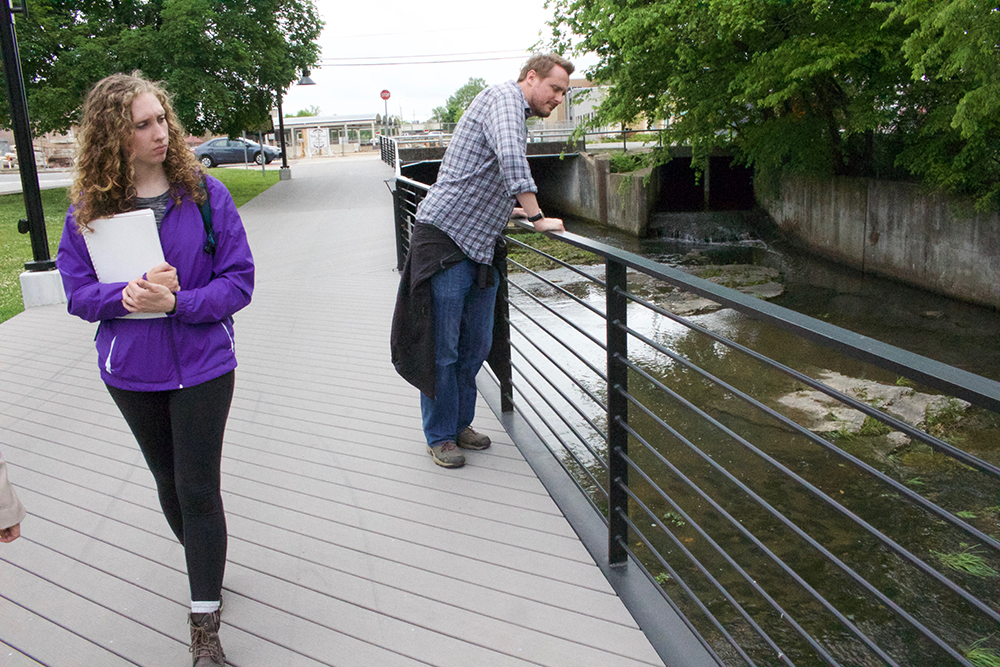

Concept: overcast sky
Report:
left=279, top=0, right=592, bottom=123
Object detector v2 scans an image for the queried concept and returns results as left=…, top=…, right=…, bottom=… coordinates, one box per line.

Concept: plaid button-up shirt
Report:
left=415, top=79, right=537, bottom=264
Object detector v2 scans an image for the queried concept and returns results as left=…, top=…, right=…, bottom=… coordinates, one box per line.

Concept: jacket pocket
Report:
left=96, top=320, right=175, bottom=385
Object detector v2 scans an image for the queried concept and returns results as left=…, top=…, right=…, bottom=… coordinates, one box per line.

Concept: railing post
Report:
left=489, top=242, right=514, bottom=412
left=391, top=181, right=406, bottom=271
left=606, top=258, right=629, bottom=567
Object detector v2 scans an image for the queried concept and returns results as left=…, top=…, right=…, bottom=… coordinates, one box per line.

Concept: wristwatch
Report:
left=527, top=211, right=544, bottom=222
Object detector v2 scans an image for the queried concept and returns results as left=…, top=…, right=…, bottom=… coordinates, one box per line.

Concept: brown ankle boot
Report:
left=189, top=610, right=225, bottom=666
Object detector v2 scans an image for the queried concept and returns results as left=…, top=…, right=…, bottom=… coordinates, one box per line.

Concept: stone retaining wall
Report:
left=760, top=176, right=1000, bottom=309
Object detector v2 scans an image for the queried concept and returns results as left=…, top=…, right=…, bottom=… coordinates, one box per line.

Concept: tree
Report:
left=435, top=77, right=486, bottom=124
left=428, top=105, right=449, bottom=123
left=2, top=0, right=323, bottom=137
left=877, top=0, right=1000, bottom=209
left=549, top=1, right=909, bottom=174
left=288, top=105, right=321, bottom=117
left=546, top=0, right=999, bottom=209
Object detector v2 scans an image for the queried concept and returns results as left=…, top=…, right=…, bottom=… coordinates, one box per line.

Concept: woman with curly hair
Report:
left=57, top=72, right=254, bottom=667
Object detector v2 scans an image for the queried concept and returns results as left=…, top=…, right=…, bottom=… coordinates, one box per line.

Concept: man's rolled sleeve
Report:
left=484, top=91, right=535, bottom=197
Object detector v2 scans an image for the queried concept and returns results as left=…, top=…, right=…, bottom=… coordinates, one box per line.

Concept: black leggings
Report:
left=106, top=371, right=234, bottom=602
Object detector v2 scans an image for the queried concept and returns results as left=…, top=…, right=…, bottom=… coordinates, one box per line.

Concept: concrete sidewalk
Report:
left=0, top=155, right=663, bottom=667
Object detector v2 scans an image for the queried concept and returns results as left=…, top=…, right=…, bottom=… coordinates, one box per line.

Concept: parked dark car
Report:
left=193, top=137, right=282, bottom=168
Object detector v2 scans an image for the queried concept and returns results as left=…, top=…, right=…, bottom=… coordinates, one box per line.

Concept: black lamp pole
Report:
left=0, top=0, right=54, bottom=271
left=277, top=95, right=289, bottom=169
left=275, top=71, right=315, bottom=176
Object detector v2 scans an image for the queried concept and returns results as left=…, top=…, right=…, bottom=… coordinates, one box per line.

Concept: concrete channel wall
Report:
left=403, top=145, right=998, bottom=309
left=533, top=152, right=660, bottom=236
left=760, top=175, right=1000, bottom=309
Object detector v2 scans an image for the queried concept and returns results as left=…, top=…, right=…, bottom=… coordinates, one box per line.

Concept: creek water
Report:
left=507, top=218, right=1000, bottom=666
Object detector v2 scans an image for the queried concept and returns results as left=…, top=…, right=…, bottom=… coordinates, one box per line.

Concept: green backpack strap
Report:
left=199, top=177, right=216, bottom=256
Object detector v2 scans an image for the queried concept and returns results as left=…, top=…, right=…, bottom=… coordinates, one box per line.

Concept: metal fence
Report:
left=389, top=169, right=1000, bottom=667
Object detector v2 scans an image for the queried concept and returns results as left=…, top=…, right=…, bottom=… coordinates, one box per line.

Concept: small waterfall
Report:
left=648, top=209, right=775, bottom=244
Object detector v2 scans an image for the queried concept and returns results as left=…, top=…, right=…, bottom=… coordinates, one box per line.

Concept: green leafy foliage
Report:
left=430, top=77, right=487, bottom=124
left=545, top=0, right=999, bottom=210
left=1, top=0, right=323, bottom=137
left=877, top=0, right=1000, bottom=209
left=288, top=105, right=322, bottom=117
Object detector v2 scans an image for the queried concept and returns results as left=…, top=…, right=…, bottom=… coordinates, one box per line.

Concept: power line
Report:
left=319, top=49, right=528, bottom=62
left=315, top=54, right=531, bottom=67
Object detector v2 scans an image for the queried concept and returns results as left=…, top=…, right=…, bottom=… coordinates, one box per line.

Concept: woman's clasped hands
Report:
left=122, top=261, right=179, bottom=314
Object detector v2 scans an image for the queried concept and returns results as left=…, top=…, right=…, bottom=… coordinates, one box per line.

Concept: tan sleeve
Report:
left=0, top=452, right=26, bottom=530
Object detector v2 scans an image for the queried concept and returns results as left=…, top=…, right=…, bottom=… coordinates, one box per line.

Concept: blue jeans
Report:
left=421, top=259, right=499, bottom=446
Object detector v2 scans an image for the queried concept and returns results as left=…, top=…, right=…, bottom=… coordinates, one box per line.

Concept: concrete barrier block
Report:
left=20, top=269, right=66, bottom=308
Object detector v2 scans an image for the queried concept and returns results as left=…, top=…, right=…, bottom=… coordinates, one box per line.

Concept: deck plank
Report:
left=0, top=156, right=664, bottom=667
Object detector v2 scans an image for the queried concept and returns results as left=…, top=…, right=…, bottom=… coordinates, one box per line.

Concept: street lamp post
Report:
left=276, top=95, right=290, bottom=180
left=0, top=0, right=54, bottom=272
left=0, top=0, right=63, bottom=309
left=275, top=70, right=315, bottom=181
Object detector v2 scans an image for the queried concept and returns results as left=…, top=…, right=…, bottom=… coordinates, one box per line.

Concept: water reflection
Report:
left=565, top=218, right=1000, bottom=381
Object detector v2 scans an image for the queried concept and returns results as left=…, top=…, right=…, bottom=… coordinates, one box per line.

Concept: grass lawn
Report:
left=0, top=167, right=278, bottom=324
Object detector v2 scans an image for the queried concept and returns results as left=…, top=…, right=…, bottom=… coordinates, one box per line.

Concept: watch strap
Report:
left=527, top=211, right=544, bottom=222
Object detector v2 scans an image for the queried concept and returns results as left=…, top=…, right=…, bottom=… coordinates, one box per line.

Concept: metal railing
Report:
left=390, top=174, right=1000, bottom=667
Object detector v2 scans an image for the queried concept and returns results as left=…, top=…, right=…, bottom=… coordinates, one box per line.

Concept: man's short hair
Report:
left=517, top=53, right=575, bottom=82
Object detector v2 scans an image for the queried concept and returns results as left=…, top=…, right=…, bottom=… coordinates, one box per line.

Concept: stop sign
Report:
left=380, top=89, right=391, bottom=100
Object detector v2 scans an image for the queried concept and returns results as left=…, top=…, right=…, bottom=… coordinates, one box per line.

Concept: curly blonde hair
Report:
left=70, top=71, right=205, bottom=232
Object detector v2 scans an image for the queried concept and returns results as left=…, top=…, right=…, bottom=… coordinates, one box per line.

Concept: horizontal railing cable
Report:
left=494, top=371, right=607, bottom=522
left=616, top=303, right=1000, bottom=552
left=507, top=323, right=610, bottom=449
left=506, top=312, right=609, bottom=411
left=610, top=512, right=748, bottom=666
left=619, top=288, right=1000, bottom=479
left=505, top=233, right=608, bottom=290
left=546, top=230, right=1000, bottom=412
left=510, top=361, right=607, bottom=497
left=616, top=429, right=902, bottom=667
left=505, top=258, right=607, bottom=320
left=504, top=271, right=608, bottom=357
left=616, top=482, right=821, bottom=667
left=612, top=370, right=989, bottom=663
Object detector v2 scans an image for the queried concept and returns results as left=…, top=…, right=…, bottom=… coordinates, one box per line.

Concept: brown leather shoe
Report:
left=189, top=610, right=226, bottom=666
left=427, top=441, right=466, bottom=468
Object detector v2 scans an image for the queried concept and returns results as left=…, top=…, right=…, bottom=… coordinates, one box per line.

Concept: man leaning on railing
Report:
left=391, top=52, right=574, bottom=469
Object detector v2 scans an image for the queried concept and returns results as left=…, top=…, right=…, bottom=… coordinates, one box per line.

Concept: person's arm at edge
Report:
left=0, top=451, right=25, bottom=543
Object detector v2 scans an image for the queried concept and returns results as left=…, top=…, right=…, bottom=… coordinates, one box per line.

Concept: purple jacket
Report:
left=57, top=175, right=255, bottom=391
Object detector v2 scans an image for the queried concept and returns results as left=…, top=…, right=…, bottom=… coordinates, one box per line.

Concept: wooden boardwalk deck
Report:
left=0, top=156, right=665, bottom=667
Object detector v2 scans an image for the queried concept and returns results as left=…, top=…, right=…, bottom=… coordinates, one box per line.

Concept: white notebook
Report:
left=82, top=208, right=166, bottom=319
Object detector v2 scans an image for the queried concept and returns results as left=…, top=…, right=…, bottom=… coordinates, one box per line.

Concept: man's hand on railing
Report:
left=511, top=206, right=564, bottom=232
left=532, top=216, right=564, bottom=232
